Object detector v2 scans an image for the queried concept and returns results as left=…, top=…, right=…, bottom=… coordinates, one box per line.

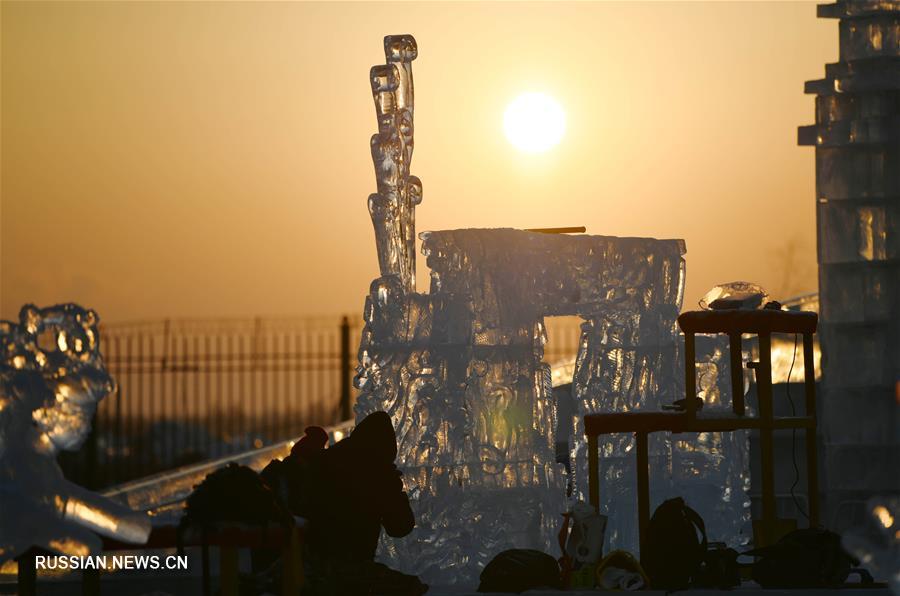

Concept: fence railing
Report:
left=59, top=314, right=583, bottom=488
left=60, top=316, right=362, bottom=488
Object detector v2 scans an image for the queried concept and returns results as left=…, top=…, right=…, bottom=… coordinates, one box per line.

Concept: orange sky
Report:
left=1, top=1, right=836, bottom=324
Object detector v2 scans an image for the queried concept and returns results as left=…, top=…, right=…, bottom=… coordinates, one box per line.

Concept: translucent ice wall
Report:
left=564, top=237, right=686, bottom=552
left=672, top=334, right=752, bottom=548
left=355, top=229, right=688, bottom=584
left=571, top=327, right=753, bottom=552
left=355, top=269, right=562, bottom=584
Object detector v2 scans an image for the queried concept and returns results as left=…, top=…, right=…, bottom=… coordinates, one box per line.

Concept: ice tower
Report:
left=798, top=1, right=900, bottom=531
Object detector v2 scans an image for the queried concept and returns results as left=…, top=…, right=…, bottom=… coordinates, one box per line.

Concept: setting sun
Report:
left=503, top=92, right=566, bottom=154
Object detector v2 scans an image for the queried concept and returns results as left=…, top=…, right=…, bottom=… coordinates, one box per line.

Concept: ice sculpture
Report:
left=699, top=281, right=770, bottom=311
left=357, top=228, right=686, bottom=583
left=0, top=304, right=151, bottom=563
left=355, top=34, right=691, bottom=584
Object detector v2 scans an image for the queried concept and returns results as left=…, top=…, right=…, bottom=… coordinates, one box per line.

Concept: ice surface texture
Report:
left=571, top=328, right=752, bottom=553
left=355, top=266, right=564, bottom=584
left=0, top=304, right=151, bottom=563
left=423, top=230, right=694, bottom=555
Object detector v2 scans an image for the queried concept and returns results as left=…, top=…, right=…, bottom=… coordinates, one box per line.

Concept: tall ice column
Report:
left=798, top=0, right=900, bottom=531
left=368, top=35, right=421, bottom=292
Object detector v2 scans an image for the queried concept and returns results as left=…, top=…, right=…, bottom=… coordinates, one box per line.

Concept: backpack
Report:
left=745, top=528, right=860, bottom=589
left=694, top=542, right=741, bottom=589
left=478, top=549, right=562, bottom=593
left=177, top=462, right=292, bottom=552
left=640, top=497, right=707, bottom=590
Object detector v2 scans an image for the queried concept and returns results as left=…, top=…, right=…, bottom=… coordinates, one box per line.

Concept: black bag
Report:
left=694, top=542, right=741, bottom=590
left=177, top=462, right=292, bottom=551
left=745, top=528, right=857, bottom=589
left=640, top=497, right=708, bottom=590
left=478, top=549, right=562, bottom=593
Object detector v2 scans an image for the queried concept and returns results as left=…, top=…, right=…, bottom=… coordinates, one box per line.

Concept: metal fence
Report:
left=59, top=316, right=361, bottom=488
left=59, top=314, right=583, bottom=489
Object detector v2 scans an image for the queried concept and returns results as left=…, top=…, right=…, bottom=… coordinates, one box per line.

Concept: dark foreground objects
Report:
left=745, top=528, right=873, bottom=589
left=301, top=412, right=426, bottom=595
left=177, top=463, right=298, bottom=595
left=640, top=497, right=707, bottom=590
left=478, top=549, right=562, bottom=593
left=178, top=463, right=293, bottom=548
left=261, top=426, right=329, bottom=514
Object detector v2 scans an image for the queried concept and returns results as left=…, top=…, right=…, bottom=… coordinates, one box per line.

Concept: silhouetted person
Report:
left=292, top=426, right=329, bottom=460
left=261, top=425, right=329, bottom=514
left=302, top=411, right=423, bottom=594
